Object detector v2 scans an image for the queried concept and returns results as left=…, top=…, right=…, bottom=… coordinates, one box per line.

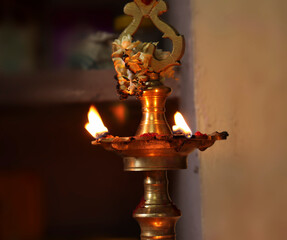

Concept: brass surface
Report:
left=133, top=171, right=180, bottom=240
left=136, top=84, right=172, bottom=136
left=120, top=0, right=185, bottom=72
left=92, top=102, right=228, bottom=239
left=91, top=1, right=228, bottom=239
left=94, top=126, right=228, bottom=239
left=92, top=132, right=229, bottom=171
left=123, top=156, right=187, bottom=171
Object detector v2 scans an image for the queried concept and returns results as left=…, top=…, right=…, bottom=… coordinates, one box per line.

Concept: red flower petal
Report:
left=141, top=0, right=153, bottom=5
left=195, top=131, right=203, bottom=136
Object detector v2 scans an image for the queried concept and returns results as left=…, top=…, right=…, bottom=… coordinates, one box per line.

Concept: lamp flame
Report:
left=172, top=111, right=192, bottom=138
left=85, top=105, right=109, bottom=138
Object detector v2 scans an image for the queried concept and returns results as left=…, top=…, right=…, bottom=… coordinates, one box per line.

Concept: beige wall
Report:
left=190, top=0, right=287, bottom=239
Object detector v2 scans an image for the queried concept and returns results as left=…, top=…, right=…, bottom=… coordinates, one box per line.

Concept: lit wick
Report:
left=85, top=105, right=109, bottom=139
left=172, top=111, right=192, bottom=138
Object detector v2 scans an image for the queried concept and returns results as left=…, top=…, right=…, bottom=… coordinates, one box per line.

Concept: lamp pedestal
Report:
left=134, top=171, right=180, bottom=240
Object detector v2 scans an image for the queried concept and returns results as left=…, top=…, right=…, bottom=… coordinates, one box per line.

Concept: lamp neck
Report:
left=136, top=84, right=172, bottom=136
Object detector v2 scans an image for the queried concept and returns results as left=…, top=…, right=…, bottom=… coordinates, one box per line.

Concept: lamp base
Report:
left=123, top=156, right=187, bottom=171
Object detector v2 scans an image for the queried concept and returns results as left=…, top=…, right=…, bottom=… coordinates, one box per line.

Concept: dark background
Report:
left=0, top=1, right=178, bottom=239
left=0, top=100, right=179, bottom=239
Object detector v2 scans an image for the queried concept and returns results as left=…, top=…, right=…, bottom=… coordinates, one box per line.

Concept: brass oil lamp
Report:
left=85, top=0, right=228, bottom=239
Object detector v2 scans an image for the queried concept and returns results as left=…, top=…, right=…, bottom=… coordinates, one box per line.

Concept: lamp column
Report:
left=133, top=171, right=181, bottom=240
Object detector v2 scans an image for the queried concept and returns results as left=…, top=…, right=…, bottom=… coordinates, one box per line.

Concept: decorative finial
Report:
left=112, top=0, right=185, bottom=99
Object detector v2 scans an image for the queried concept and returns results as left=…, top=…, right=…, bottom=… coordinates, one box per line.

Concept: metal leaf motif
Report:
left=118, top=0, right=185, bottom=72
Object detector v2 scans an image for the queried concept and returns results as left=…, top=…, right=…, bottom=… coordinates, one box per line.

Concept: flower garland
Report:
left=112, top=35, right=176, bottom=99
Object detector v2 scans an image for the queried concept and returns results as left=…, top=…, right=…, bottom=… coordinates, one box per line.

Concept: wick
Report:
left=94, top=131, right=109, bottom=139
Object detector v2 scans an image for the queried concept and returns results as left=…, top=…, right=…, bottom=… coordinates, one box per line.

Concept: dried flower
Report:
left=112, top=35, right=177, bottom=99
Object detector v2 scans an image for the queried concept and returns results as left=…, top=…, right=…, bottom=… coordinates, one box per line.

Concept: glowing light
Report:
left=153, top=221, right=163, bottom=227
left=85, top=105, right=108, bottom=138
left=172, top=111, right=192, bottom=138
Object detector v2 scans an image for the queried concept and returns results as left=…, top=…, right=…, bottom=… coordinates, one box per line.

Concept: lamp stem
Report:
left=133, top=170, right=181, bottom=240
left=136, top=84, right=172, bottom=136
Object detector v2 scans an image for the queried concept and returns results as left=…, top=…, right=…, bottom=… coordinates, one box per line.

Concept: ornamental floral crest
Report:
left=112, top=35, right=176, bottom=100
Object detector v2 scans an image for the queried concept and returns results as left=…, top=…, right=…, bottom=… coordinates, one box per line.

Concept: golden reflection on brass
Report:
left=120, top=0, right=185, bottom=72
left=93, top=89, right=228, bottom=239
left=136, top=83, right=172, bottom=136
left=91, top=1, right=228, bottom=239
left=133, top=171, right=180, bottom=240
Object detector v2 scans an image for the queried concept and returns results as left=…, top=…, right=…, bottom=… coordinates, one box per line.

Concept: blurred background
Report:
left=0, top=0, right=180, bottom=240
left=1, top=0, right=287, bottom=240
